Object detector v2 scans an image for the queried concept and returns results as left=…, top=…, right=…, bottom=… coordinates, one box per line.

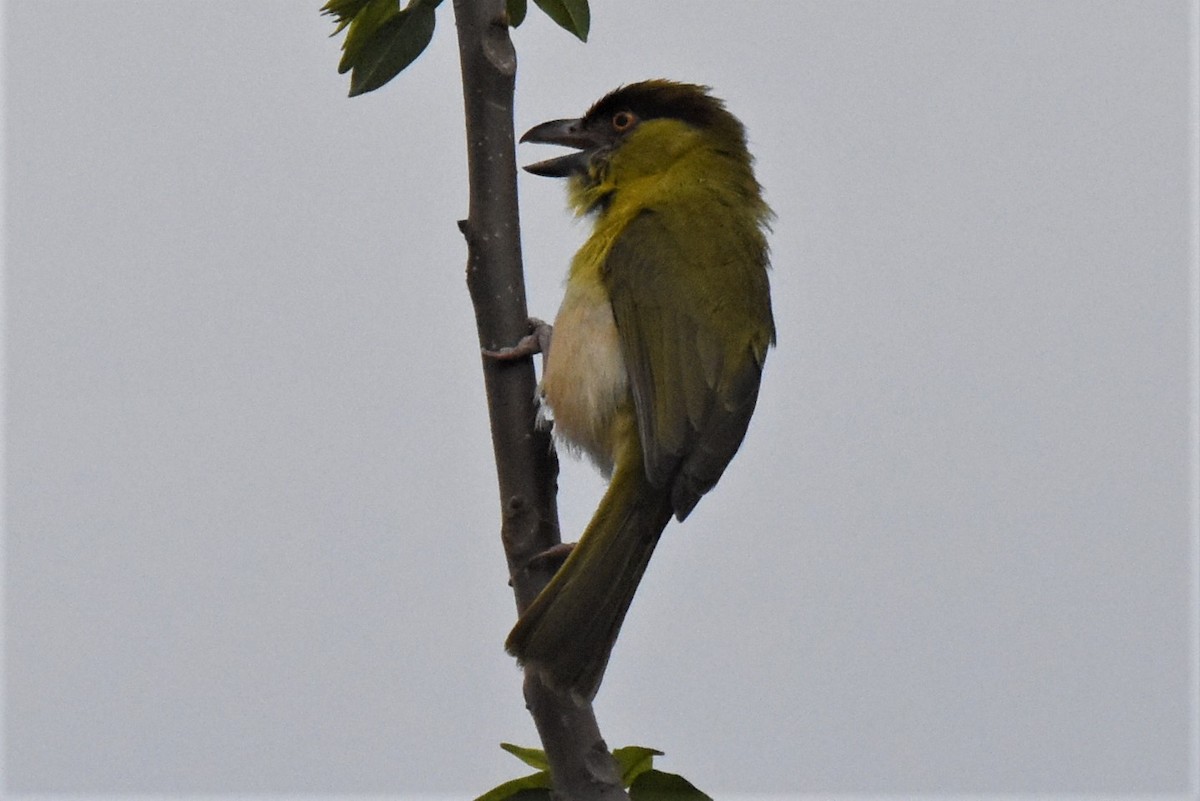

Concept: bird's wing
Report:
left=603, top=207, right=773, bottom=520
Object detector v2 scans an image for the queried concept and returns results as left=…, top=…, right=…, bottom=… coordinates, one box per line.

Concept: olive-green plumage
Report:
left=507, top=80, right=775, bottom=700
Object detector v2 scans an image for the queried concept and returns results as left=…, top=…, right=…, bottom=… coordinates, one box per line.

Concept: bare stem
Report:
left=450, top=1, right=626, bottom=798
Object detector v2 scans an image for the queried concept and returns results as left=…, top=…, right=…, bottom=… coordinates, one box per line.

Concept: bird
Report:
left=504, top=80, right=775, bottom=701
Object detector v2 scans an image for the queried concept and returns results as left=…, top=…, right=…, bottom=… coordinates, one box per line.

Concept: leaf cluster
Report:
left=475, top=743, right=712, bottom=801
left=321, top=0, right=589, bottom=96
left=505, top=0, right=589, bottom=39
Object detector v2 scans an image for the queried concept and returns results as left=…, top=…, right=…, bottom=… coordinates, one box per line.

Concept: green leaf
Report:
left=347, top=2, right=437, bottom=96
left=532, top=0, right=589, bottom=41
left=500, top=742, right=550, bottom=771
left=321, top=0, right=374, bottom=35
left=473, top=771, right=552, bottom=801
left=612, top=746, right=663, bottom=785
left=628, top=769, right=713, bottom=801
left=506, top=791, right=552, bottom=801
left=334, top=0, right=398, bottom=74
left=506, top=0, right=527, bottom=27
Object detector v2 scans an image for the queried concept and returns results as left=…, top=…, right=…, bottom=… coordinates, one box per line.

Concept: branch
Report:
left=450, top=1, right=627, bottom=798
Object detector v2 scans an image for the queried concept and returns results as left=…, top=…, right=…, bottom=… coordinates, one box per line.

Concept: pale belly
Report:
left=540, top=278, right=629, bottom=475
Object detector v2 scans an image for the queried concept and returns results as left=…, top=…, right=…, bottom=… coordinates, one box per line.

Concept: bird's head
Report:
left=521, top=80, right=754, bottom=214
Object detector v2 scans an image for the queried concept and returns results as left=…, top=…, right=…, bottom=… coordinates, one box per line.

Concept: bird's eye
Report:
left=612, top=111, right=637, bottom=132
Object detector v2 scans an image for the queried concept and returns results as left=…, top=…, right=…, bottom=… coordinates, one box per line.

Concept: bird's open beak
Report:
left=520, top=117, right=601, bottom=177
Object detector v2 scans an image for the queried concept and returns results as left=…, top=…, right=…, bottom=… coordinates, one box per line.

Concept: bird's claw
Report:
left=483, top=318, right=553, bottom=361
left=526, top=542, right=574, bottom=574
left=506, top=542, right=574, bottom=588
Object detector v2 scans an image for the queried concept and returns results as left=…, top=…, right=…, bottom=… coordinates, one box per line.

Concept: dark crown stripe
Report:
left=585, top=80, right=744, bottom=140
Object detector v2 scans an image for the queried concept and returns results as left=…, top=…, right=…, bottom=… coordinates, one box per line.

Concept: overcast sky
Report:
left=3, top=0, right=1198, bottom=797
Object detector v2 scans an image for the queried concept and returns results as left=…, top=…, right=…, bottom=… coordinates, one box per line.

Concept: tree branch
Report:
left=450, top=1, right=627, bottom=798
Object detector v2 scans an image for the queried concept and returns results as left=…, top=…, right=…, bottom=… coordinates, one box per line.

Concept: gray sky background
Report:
left=3, top=0, right=1198, bottom=796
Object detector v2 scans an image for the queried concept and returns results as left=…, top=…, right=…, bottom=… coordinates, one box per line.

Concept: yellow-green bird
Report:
left=508, top=80, right=775, bottom=700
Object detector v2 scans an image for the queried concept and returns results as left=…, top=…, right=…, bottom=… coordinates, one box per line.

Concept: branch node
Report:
left=483, top=20, right=516, bottom=75
left=500, top=494, right=531, bottom=553
left=505, top=493, right=528, bottom=519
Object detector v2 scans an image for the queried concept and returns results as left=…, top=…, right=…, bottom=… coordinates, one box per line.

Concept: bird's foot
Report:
left=482, top=318, right=553, bottom=361
left=506, top=542, right=574, bottom=588
left=526, top=542, right=574, bottom=573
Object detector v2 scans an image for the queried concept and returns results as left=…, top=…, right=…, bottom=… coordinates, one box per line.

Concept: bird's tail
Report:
left=506, top=457, right=674, bottom=701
